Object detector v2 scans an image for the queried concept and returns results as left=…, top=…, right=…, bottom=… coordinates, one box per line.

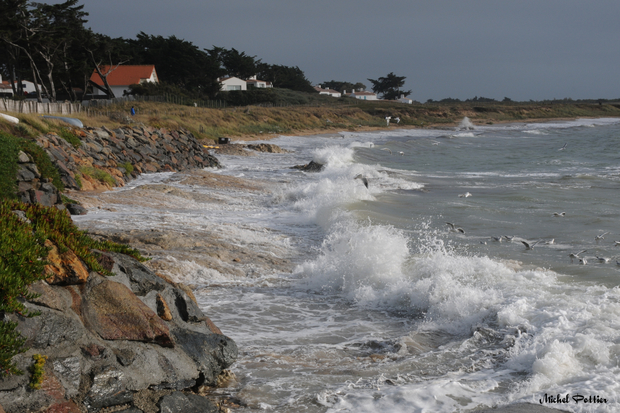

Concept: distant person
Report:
left=130, top=106, right=136, bottom=116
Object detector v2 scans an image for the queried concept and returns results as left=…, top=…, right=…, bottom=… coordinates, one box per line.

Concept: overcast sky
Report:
left=75, top=0, right=620, bottom=102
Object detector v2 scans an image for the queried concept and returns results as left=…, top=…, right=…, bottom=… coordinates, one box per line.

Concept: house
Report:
left=219, top=76, right=247, bottom=91
left=0, top=75, right=13, bottom=97
left=314, top=85, right=341, bottom=98
left=344, top=89, right=377, bottom=101
left=0, top=75, right=45, bottom=97
left=246, top=76, right=272, bottom=89
left=396, top=94, right=413, bottom=104
left=89, top=65, right=159, bottom=97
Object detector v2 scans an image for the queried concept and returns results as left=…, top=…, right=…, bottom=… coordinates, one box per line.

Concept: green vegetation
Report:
left=367, top=72, right=411, bottom=100
left=119, top=162, right=134, bottom=175
left=0, top=133, right=21, bottom=200
left=58, top=128, right=82, bottom=148
left=0, top=131, right=64, bottom=196
left=78, top=166, right=116, bottom=187
left=0, top=201, right=49, bottom=376
left=0, top=199, right=147, bottom=376
left=29, top=354, right=47, bottom=389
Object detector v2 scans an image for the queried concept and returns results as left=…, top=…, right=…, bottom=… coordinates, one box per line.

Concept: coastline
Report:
left=227, top=115, right=614, bottom=142
left=65, top=134, right=574, bottom=413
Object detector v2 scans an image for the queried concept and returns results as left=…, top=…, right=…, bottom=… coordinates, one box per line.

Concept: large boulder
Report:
left=0, top=250, right=237, bottom=413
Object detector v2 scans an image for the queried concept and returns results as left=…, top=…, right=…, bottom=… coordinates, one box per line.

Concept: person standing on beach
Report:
left=131, top=106, right=136, bottom=116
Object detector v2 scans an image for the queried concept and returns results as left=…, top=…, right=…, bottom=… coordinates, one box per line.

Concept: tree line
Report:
left=0, top=0, right=316, bottom=102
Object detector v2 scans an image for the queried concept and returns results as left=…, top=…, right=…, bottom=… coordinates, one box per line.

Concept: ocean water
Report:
left=74, top=118, right=620, bottom=412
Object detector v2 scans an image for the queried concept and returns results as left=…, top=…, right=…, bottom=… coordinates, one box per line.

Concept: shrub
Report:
left=0, top=201, right=49, bottom=376
left=119, top=162, right=134, bottom=175
left=29, top=354, right=47, bottom=389
left=0, top=131, right=65, bottom=192
left=79, top=166, right=116, bottom=187
left=58, top=128, right=81, bottom=148
left=16, top=138, right=65, bottom=191
left=0, top=133, right=20, bottom=200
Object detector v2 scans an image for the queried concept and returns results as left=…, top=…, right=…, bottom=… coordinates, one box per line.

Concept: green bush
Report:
left=79, top=166, right=116, bottom=187
left=119, top=162, right=134, bottom=175
left=17, top=138, right=65, bottom=191
left=29, top=354, right=47, bottom=389
left=0, top=131, right=65, bottom=193
left=0, top=201, right=49, bottom=376
left=0, top=134, right=20, bottom=200
left=58, top=128, right=81, bottom=148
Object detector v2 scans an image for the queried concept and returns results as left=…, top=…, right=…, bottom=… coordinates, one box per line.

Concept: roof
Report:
left=247, top=78, right=271, bottom=84
left=90, top=65, right=157, bottom=87
left=349, top=91, right=375, bottom=96
left=314, top=86, right=339, bottom=94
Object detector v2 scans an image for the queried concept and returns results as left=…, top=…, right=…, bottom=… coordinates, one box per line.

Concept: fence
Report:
left=0, top=99, right=83, bottom=115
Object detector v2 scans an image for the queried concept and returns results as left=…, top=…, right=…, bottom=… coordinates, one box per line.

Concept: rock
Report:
left=109, top=252, right=168, bottom=296
left=11, top=210, right=31, bottom=224
left=44, top=240, right=90, bottom=285
left=156, top=293, right=173, bottom=321
left=15, top=306, right=84, bottom=350
left=81, top=276, right=174, bottom=347
left=292, top=160, right=324, bottom=172
left=2, top=249, right=236, bottom=412
left=27, top=281, right=72, bottom=311
left=83, top=366, right=133, bottom=412
left=246, top=143, right=289, bottom=153
left=171, top=328, right=237, bottom=386
left=66, top=204, right=87, bottom=215
left=52, top=356, right=82, bottom=398
left=158, top=391, right=218, bottom=413
left=17, top=150, right=31, bottom=163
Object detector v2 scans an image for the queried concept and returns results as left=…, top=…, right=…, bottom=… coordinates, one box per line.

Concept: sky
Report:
left=73, top=0, right=620, bottom=102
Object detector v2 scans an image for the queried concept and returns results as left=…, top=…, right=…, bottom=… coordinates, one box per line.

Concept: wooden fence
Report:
left=0, top=99, right=83, bottom=115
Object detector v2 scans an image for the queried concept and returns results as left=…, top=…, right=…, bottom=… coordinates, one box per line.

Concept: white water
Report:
left=74, top=119, right=620, bottom=412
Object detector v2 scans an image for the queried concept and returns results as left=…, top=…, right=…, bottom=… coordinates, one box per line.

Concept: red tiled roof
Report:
left=90, top=65, right=157, bottom=87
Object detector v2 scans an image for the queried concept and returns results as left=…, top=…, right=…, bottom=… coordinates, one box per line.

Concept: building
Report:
left=314, top=85, right=341, bottom=98
left=246, top=76, right=272, bottom=89
left=344, top=89, right=378, bottom=101
left=219, top=76, right=247, bottom=91
left=396, top=94, right=413, bottom=104
left=89, top=65, right=159, bottom=97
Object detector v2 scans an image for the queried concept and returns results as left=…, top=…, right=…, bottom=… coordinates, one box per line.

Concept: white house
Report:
left=396, top=94, right=413, bottom=104
left=89, top=65, right=159, bottom=97
left=0, top=75, right=44, bottom=96
left=314, top=85, right=341, bottom=98
left=219, top=76, right=247, bottom=91
left=0, top=75, right=13, bottom=96
left=345, top=89, right=377, bottom=101
left=246, top=76, right=272, bottom=89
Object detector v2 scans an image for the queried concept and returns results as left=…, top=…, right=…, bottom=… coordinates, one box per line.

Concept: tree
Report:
left=85, top=33, right=132, bottom=98
left=320, top=80, right=366, bottom=93
left=367, top=72, right=411, bottom=100
left=129, top=33, right=222, bottom=98
left=206, top=46, right=260, bottom=80
left=256, top=63, right=315, bottom=93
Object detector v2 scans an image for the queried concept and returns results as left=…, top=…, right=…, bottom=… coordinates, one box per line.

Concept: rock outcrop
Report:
left=37, top=126, right=221, bottom=191
left=0, top=247, right=237, bottom=413
left=16, top=150, right=65, bottom=209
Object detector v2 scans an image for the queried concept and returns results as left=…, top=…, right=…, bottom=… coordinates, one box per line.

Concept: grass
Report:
left=78, top=166, right=117, bottom=187
left=2, top=94, right=620, bottom=144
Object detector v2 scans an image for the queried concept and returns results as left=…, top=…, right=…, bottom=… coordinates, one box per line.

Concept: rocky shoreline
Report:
left=0, top=245, right=237, bottom=413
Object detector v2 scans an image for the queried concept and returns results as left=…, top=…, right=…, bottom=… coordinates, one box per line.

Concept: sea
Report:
left=74, top=117, right=620, bottom=412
